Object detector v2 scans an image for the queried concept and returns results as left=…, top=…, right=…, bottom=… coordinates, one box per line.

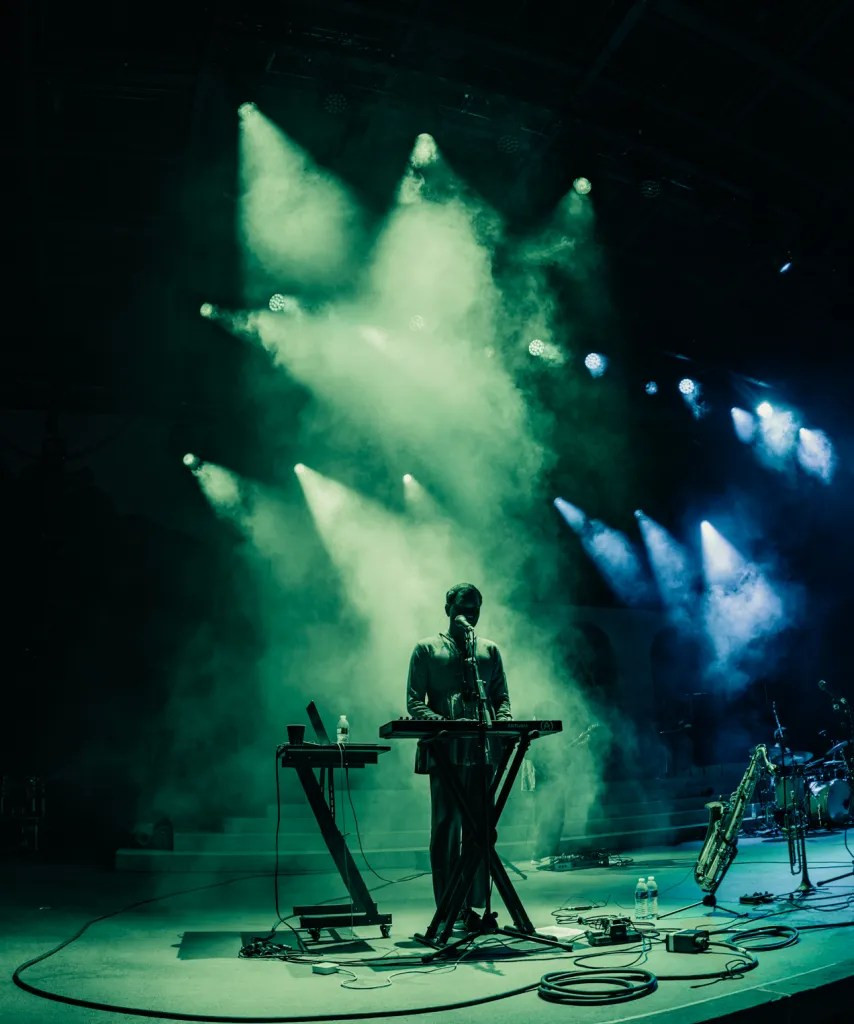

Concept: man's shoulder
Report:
left=477, top=636, right=501, bottom=654
left=412, top=634, right=447, bottom=653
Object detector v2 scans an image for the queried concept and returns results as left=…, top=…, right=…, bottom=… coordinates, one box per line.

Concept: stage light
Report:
left=731, top=407, right=756, bottom=444
left=584, top=352, right=607, bottom=377
left=797, top=427, right=836, bottom=484
left=411, top=133, right=439, bottom=169
left=323, top=92, right=349, bottom=115
left=403, top=473, right=413, bottom=484
left=758, top=406, right=798, bottom=459
left=200, top=303, right=214, bottom=318
left=678, top=378, right=697, bottom=396
left=237, top=102, right=257, bottom=120
left=268, top=293, right=300, bottom=315
left=294, top=463, right=306, bottom=475
left=644, top=381, right=658, bottom=395
left=779, top=260, right=792, bottom=273
left=182, top=453, right=200, bottom=469
left=528, top=339, right=545, bottom=357
left=554, top=497, right=586, bottom=532
left=573, top=177, right=592, bottom=195
left=700, top=519, right=743, bottom=582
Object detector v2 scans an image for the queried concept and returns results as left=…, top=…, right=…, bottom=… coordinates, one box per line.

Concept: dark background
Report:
left=3, top=0, right=853, bottom=859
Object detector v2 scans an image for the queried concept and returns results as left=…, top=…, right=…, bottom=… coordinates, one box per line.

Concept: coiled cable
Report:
left=538, top=968, right=657, bottom=1005
left=727, top=926, right=799, bottom=951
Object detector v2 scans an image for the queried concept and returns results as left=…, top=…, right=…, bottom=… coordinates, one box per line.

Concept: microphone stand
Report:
left=461, top=627, right=503, bottom=925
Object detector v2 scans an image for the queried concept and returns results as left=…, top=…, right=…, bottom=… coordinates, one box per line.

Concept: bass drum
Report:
left=774, top=770, right=806, bottom=811
left=808, top=778, right=851, bottom=827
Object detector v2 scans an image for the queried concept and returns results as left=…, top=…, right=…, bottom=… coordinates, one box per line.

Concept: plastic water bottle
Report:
left=646, top=875, right=659, bottom=919
left=634, top=877, right=648, bottom=920
left=336, top=715, right=350, bottom=744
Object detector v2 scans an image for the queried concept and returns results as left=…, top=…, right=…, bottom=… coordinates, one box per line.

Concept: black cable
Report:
left=654, top=941, right=759, bottom=982
left=14, top=949, right=543, bottom=1023
left=538, top=968, right=657, bottom=1005
left=726, top=926, right=799, bottom=951
left=343, top=763, right=397, bottom=884
left=707, top=888, right=854, bottom=935
left=794, top=921, right=854, bottom=932
left=12, top=857, right=433, bottom=1017
left=273, top=746, right=287, bottom=933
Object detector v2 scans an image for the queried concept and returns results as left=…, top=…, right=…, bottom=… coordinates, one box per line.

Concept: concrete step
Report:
left=115, top=815, right=708, bottom=873
left=219, top=799, right=709, bottom=844
left=250, top=793, right=712, bottom=822
left=174, top=823, right=534, bottom=853
left=115, top=846, right=431, bottom=874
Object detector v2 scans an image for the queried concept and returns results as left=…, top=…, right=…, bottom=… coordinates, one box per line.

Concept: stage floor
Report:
left=3, top=832, right=853, bottom=1024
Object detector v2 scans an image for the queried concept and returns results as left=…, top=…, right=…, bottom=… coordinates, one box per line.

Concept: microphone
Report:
left=454, top=614, right=474, bottom=631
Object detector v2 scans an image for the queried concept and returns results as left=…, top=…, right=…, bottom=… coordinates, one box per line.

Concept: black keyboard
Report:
left=379, top=719, right=562, bottom=739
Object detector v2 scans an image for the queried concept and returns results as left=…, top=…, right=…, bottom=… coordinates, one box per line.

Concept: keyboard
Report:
left=379, top=719, right=562, bottom=739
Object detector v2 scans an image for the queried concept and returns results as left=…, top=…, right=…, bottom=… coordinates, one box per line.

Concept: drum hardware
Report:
left=815, top=679, right=854, bottom=887
left=809, top=759, right=847, bottom=782
left=768, top=745, right=813, bottom=766
left=807, top=778, right=851, bottom=828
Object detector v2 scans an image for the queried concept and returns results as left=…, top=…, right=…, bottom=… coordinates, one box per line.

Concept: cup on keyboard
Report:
left=287, top=724, right=306, bottom=745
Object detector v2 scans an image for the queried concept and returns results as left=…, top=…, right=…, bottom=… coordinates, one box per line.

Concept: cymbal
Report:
left=826, top=740, right=849, bottom=757
left=769, top=745, right=813, bottom=765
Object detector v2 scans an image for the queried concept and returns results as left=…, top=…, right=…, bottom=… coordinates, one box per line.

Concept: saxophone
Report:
left=694, top=744, right=775, bottom=894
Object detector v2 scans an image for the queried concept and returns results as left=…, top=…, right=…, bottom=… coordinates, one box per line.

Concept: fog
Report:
left=150, top=111, right=623, bottom=850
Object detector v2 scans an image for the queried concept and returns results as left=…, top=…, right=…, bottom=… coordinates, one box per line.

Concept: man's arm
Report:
left=489, top=646, right=513, bottom=720
left=406, top=644, right=444, bottom=720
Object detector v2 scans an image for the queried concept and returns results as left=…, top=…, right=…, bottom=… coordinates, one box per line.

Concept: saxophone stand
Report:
left=658, top=891, right=745, bottom=920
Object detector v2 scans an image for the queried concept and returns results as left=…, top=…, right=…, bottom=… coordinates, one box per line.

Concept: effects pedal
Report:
left=739, top=891, right=774, bottom=904
left=584, top=916, right=640, bottom=946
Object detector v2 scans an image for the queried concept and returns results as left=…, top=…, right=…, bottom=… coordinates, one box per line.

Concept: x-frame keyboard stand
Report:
left=413, top=725, right=575, bottom=958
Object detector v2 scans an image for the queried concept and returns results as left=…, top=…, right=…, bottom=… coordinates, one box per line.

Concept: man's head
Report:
left=445, top=583, right=483, bottom=628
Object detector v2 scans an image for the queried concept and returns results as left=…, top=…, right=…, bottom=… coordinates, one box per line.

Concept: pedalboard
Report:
left=549, top=850, right=635, bottom=871
left=665, top=928, right=710, bottom=953
left=739, top=891, right=774, bottom=904
left=584, top=916, right=641, bottom=946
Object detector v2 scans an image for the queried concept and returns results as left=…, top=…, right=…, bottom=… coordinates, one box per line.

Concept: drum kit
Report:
left=749, top=698, right=851, bottom=835
left=765, top=740, right=851, bottom=829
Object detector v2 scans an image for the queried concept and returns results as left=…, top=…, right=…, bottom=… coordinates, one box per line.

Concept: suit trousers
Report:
left=429, top=764, right=493, bottom=914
